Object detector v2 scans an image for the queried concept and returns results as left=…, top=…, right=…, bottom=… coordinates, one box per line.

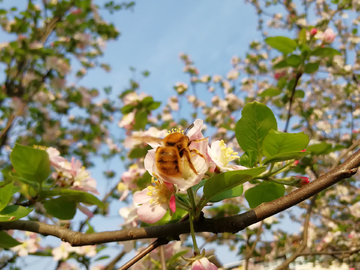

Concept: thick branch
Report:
left=1, top=150, right=359, bottom=246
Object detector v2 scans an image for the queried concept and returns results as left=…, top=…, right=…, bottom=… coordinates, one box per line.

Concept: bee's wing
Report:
left=131, top=136, right=163, bottom=148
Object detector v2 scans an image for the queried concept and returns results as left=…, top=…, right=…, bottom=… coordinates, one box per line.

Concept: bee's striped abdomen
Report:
left=155, top=147, right=181, bottom=176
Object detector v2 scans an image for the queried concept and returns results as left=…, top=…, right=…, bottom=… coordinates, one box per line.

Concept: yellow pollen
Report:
left=217, top=140, right=240, bottom=165
left=33, top=145, right=47, bottom=150
left=146, top=179, right=172, bottom=206
left=167, top=128, right=184, bottom=134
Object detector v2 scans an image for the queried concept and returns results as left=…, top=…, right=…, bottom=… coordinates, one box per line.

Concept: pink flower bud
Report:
left=310, top=28, right=317, bottom=36
left=192, top=257, right=218, bottom=270
left=293, top=160, right=299, bottom=166
left=274, top=70, right=286, bottom=80
left=296, top=176, right=309, bottom=186
left=322, top=28, right=336, bottom=44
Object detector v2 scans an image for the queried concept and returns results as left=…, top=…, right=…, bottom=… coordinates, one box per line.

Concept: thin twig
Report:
left=284, top=72, right=303, bottom=133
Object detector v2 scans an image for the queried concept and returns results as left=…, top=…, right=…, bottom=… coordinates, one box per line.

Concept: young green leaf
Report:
left=39, top=189, right=104, bottom=209
left=312, top=47, right=341, bottom=57
left=236, top=102, right=277, bottom=162
left=263, top=151, right=310, bottom=165
left=258, top=88, right=282, bottom=97
left=203, top=167, right=266, bottom=203
left=245, top=181, right=285, bottom=208
left=265, top=36, right=297, bottom=54
left=0, top=205, right=33, bottom=222
left=44, top=199, right=77, bottom=220
left=0, top=231, right=22, bottom=249
left=240, top=150, right=257, bottom=168
left=304, top=62, right=320, bottom=74
left=287, top=54, right=301, bottom=67
left=307, top=142, right=332, bottom=155
left=0, top=182, right=14, bottom=211
left=209, top=185, right=243, bottom=203
left=263, top=130, right=309, bottom=157
left=10, top=144, right=50, bottom=184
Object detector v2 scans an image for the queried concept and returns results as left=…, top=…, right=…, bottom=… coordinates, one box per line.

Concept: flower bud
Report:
left=310, top=28, right=317, bottom=36
left=322, top=28, right=336, bottom=44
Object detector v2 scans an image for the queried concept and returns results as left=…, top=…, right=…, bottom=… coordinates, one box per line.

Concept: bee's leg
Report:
left=183, top=150, right=199, bottom=175
left=190, top=137, right=209, bottom=143
left=190, top=148, right=206, bottom=160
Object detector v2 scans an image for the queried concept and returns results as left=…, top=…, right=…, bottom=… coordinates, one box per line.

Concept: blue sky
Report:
left=1, top=1, right=303, bottom=268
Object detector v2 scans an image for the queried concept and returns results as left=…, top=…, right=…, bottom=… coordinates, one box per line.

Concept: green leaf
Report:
left=191, top=179, right=207, bottom=193
left=209, top=185, right=243, bottom=202
left=134, top=110, right=148, bottom=130
left=304, top=62, right=320, bottom=74
left=312, top=47, right=341, bottom=57
left=120, top=104, right=134, bottom=114
left=235, top=102, right=277, bottom=162
left=39, top=189, right=104, bottom=208
left=298, top=28, right=307, bottom=45
left=0, top=231, right=21, bottom=249
left=0, top=9, right=7, bottom=15
left=263, top=151, right=310, bottom=165
left=148, top=101, right=161, bottom=110
left=44, top=199, right=76, bottom=220
left=258, top=88, right=281, bottom=97
left=0, top=182, right=14, bottom=211
left=203, top=167, right=266, bottom=202
left=265, top=36, right=297, bottom=54
left=128, top=145, right=151, bottom=159
left=10, top=144, right=50, bottom=184
left=294, top=90, right=305, bottom=99
left=306, top=142, right=332, bottom=155
left=0, top=205, right=33, bottom=222
left=273, top=60, right=289, bottom=69
left=263, top=130, right=309, bottom=157
left=245, top=181, right=285, bottom=208
left=287, top=55, right=301, bottom=67
left=240, top=150, right=257, bottom=168
left=8, top=173, right=39, bottom=191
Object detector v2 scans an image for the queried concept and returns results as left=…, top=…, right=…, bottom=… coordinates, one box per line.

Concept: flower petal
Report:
left=137, top=202, right=167, bottom=224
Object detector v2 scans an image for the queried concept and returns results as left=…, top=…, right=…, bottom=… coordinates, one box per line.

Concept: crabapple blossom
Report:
left=133, top=179, right=176, bottom=223
left=143, top=119, right=209, bottom=191
left=322, top=28, right=336, bottom=44
left=174, top=82, right=188, bottom=94
left=52, top=242, right=76, bottom=261
left=191, top=257, right=218, bottom=270
left=10, top=237, right=38, bottom=256
left=46, top=147, right=67, bottom=168
left=310, top=28, right=318, bottom=36
left=118, top=164, right=146, bottom=201
left=208, top=140, right=247, bottom=172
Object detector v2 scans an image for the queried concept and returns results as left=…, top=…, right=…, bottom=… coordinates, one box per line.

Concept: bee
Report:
left=134, top=124, right=207, bottom=177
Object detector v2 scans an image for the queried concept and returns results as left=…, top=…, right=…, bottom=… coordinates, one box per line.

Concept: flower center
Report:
left=146, top=179, right=172, bottom=205
left=217, top=140, right=239, bottom=166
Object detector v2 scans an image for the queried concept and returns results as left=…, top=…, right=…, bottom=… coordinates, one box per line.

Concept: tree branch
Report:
left=1, top=150, right=359, bottom=246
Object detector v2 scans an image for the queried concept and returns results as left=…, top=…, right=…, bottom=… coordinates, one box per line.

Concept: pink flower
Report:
left=133, top=179, right=176, bottom=224
left=55, top=157, right=99, bottom=194
left=322, top=28, right=336, bottom=44
left=143, top=119, right=209, bottom=191
left=192, top=257, right=218, bottom=270
left=310, top=28, right=317, bottom=36
left=46, top=147, right=67, bottom=168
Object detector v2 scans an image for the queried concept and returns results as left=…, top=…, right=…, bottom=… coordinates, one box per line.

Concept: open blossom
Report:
left=52, top=242, right=76, bottom=261
left=54, top=157, right=98, bottom=194
left=11, top=238, right=38, bottom=256
left=174, top=82, right=188, bottom=94
left=143, top=119, right=209, bottom=191
left=46, top=147, right=67, bottom=168
left=133, top=179, right=176, bottom=223
left=208, top=140, right=247, bottom=172
left=118, top=164, right=146, bottom=201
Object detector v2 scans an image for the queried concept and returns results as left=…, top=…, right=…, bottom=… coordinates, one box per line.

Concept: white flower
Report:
left=208, top=140, right=247, bottom=172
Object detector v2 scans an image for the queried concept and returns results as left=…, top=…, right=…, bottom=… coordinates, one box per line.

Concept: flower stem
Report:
left=188, top=212, right=200, bottom=255
left=187, top=188, right=197, bottom=212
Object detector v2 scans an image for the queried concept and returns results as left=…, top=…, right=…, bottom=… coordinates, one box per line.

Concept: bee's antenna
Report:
left=184, top=123, right=194, bottom=135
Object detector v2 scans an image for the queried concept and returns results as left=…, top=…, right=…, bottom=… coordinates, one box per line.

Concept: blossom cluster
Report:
left=131, top=119, right=247, bottom=224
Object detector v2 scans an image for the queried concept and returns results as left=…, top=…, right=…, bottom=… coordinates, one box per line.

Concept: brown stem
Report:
left=1, top=149, right=358, bottom=245
left=104, top=251, right=126, bottom=270
left=118, top=238, right=169, bottom=270
left=245, top=221, right=263, bottom=270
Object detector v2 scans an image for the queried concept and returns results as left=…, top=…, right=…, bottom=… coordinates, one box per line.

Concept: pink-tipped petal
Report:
left=137, top=202, right=167, bottom=224
left=169, top=195, right=176, bottom=213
